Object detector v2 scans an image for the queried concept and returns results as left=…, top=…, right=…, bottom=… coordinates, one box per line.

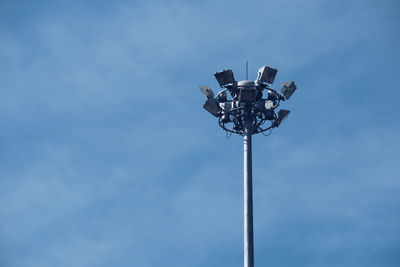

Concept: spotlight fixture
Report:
left=257, top=66, right=278, bottom=85
left=239, top=89, right=257, bottom=102
left=280, top=81, right=297, bottom=100
left=200, top=66, right=297, bottom=134
left=199, top=85, right=215, bottom=99
left=237, top=80, right=257, bottom=102
left=273, top=109, right=290, bottom=128
left=203, top=99, right=221, bottom=117
left=214, top=69, right=235, bottom=87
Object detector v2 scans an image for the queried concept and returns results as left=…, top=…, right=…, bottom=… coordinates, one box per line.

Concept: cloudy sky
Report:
left=0, top=0, right=399, bottom=266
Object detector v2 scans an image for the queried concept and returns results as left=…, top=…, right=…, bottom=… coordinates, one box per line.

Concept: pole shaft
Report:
left=244, top=132, right=254, bottom=267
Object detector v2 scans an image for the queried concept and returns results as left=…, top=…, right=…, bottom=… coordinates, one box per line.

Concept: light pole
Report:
left=199, top=65, right=297, bottom=267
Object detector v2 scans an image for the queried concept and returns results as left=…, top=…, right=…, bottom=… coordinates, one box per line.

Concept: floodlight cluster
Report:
left=200, top=66, right=297, bottom=136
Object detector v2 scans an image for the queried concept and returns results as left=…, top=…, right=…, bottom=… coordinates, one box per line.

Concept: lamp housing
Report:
left=237, top=80, right=257, bottom=103
left=203, top=99, right=221, bottom=117
left=214, top=69, right=235, bottom=87
left=199, top=85, right=214, bottom=99
left=273, top=109, right=290, bottom=127
left=257, top=66, right=277, bottom=85
left=239, top=89, right=257, bottom=102
left=280, top=81, right=297, bottom=100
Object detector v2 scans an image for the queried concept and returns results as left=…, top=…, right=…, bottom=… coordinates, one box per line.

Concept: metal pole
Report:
left=244, top=128, right=254, bottom=267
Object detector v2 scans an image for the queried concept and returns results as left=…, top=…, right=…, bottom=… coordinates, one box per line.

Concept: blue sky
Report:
left=0, top=0, right=399, bottom=266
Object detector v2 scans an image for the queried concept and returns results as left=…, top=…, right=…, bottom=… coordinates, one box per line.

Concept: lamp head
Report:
left=273, top=109, right=290, bottom=128
left=214, top=69, right=235, bottom=87
left=237, top=80, right=257, bottom=102
left=280, top=81, right=297, bottom=100
left=199, top=85, right=214, bottom=99
left=203, top=99, right=221, bottom=117
left=257, top=66, right=277, bottom=85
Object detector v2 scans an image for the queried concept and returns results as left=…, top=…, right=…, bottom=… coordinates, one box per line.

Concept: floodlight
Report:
left=273, top=109, right=290, bottom=128
left=239, top=89, right=257, bottom=102
left=214, top=69, right=235, bottom=87
left=203, top=99, right=221, bottom=117
left=257, top=66, right=277, bottom=85
left=199, top=85, right=214, bottom=99
left=280, top=81, right=297, bottom=100
left=237, top=80, right=257, bottom=103
left=201, top=65, right=296, bottom=133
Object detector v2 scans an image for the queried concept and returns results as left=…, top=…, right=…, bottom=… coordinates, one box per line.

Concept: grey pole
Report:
left=244, top=122, right=254, bottom=267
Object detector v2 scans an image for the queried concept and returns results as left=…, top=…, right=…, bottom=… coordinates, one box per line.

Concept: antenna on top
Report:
left=246, top=60, right=248, bottom=80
